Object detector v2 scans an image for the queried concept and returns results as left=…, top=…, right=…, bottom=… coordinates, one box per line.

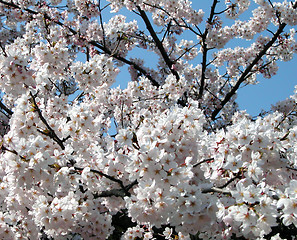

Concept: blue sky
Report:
left=237, top=58, right=297, bottom=116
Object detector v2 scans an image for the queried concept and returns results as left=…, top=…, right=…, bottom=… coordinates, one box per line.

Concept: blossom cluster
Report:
left=107, top=0, right=204, bottom=26
left=0, top=0, right=296, bottom=239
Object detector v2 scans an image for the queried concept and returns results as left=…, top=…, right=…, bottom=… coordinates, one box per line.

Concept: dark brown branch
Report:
left=276, top=103, right=297, bottom=129
left=137, top=6, right=180, bottom=81
left=280, top=132, right=290, bottom=141
left=89, top=40, right=160, bottom=87
left=211, top=14, right=296, bottom=120
left=0, top=0, right=38, bottom=15
left=95, top=180, right=138, bottom=198
left=30, top=92, right=65, bottom=150
left=201, top=187, right=231, bottom=195
left=268, top=0, right=282, bottom=25
left=98, top=0, right=107, bottom=47
left=86, top=46, right=90, bottom=61
left=74, top=166, right=125, bottom=188
left=286, top=166, right=297, bottom=171
left=201, top=171, right=242, bottom=195
left=214, top=7, right=231, bottom=15
left=217, top=171, right=242, bottom=189
left=96, top=188, right=128, bottom=198
left=0, top=100, right=13, bottom=116
left=193, top=157, right=214, bottom=168
left=143, top=2, right=201, bottom=36
left=161, top=20, right=172, bottom=43
left=0, top=43, right=8, bottom=57
left=1, top=145, right=27, bottom=161
left=74, top=167, right=134, bottom=197
left=198, top=0, right=218, bottom=99
left=175, top=43, right=199, bottom=62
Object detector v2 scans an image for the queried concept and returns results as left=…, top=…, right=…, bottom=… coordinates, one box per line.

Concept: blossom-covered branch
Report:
left=30, top=91, right=67, bottom=150
left=137, top=6, right=180, bottom=81
left=211, top=0, right=297, bottom=120
left=0, top=0, right=297, bottom=239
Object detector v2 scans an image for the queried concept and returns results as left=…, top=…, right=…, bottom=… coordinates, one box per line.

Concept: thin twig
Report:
left=217, top=171, right=242, bottom=189
left=193, top=158, right=214, bottom=168
left=30, top=92, right=65, bottom=150
left=276, top=103, right=297, bottom=129
left=74, top=166, right=132, bottom=196
left=143, top=2, right=201, bottom=36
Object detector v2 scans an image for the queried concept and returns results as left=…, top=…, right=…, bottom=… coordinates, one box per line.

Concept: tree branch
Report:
left=74, top=167, right=136, bottom=197
left=193, top=157, right=214, bottom=168
left=0, top=99, right=13, bottom=116
left=95, top=180, right=138, bottom=198
left=217, top=171, right=242, bottom=189
left=137, top=6, right=180, bottom=81
left=211, top=23, right=293, bottom=120
left=198, top=0, right=218, bottom=99
left=201, top=187, right=231, bottom=195
left=30, top=92, right=66, bottom=150
left=143, top=2, right=202, bottom=37
left=88, top=40, right=159, bottom=87
left=286, top=166, right=297, bottom=171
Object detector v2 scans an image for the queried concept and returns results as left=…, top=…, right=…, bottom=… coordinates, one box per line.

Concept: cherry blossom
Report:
left=0, top=0, right=297, bottom=239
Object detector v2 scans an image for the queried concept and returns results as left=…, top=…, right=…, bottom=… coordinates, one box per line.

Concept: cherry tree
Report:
left=0, top=0, right=297, bottom=239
